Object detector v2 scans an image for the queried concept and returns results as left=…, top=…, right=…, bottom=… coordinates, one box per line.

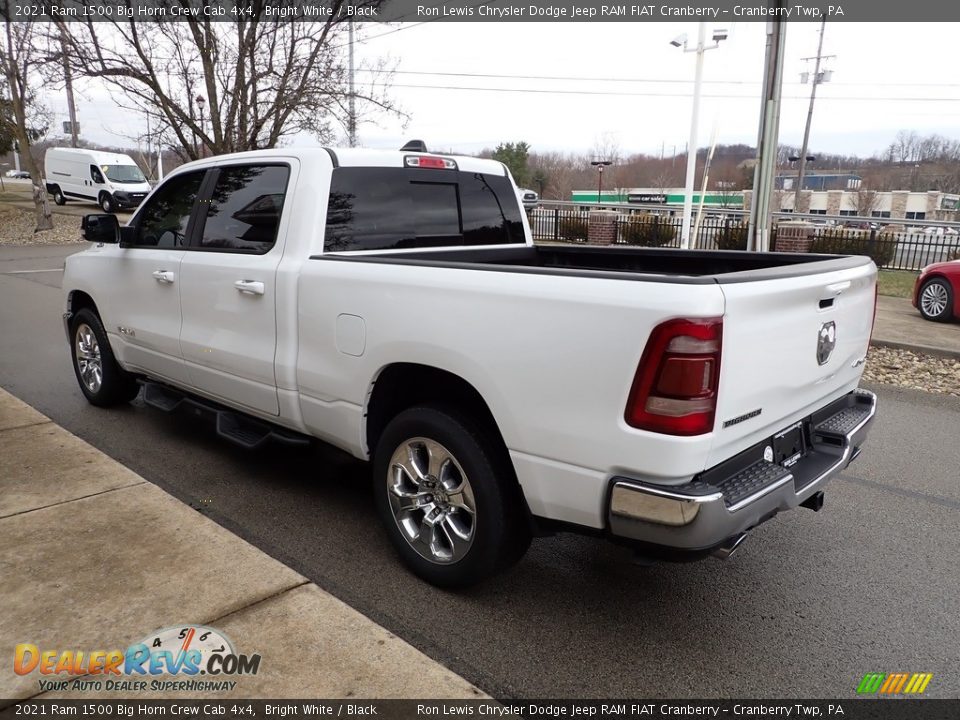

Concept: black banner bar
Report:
left=0, top=700, right=958, bottom=720
left=3, top=0, right=960, bottom=23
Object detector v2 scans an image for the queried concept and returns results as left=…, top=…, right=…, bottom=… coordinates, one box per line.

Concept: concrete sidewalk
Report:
left=0, top=389, right=486, bottom=703
left=871, top=294, right=960, bottom=360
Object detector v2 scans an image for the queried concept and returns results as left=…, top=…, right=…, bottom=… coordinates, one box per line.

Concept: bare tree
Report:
left=60, top=2, right=398, bottom=160
left=0, top=9, right=52, bottom=231
left=852, top=186, right=880, bottom=217
left=529, top=150, right=581, bottom=201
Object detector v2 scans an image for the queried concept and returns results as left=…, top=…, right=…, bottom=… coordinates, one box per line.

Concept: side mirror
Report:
left=81, top=214, right=120, bottom=244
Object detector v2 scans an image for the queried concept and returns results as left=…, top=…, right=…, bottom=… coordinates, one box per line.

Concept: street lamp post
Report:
left=671, top=23, right=727, bottom=249
left=195, top=95, right=206, bottom=158
left=591, top=160, right=611, bottom=206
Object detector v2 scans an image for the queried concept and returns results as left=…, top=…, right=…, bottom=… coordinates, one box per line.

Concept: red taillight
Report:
left=869, top=282, right=878, bottom=340
left=625, top=318, right=723, bottom=436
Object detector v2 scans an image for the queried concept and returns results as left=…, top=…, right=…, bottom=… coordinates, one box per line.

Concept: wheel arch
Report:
left=365, top=363, right=534, bottom=514
left=366, top=363, right=507, bottom=457
left=64, top=291, right=107, bottom=345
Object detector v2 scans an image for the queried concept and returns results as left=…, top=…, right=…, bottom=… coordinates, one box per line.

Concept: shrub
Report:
left=557, top=216, right=588, bottom=242
left=809, top=228, right=895, bottom=268
left=716, top=222, right=749, bottom=251
left=619, top=215, right=676, bottom=247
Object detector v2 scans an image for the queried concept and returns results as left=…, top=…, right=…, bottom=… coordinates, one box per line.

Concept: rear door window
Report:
left=324, top=167, right=524, bottom=252
left=194, top=165, right=290, bottom=254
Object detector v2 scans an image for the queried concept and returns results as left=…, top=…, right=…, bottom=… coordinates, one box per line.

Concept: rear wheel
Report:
left=918, top=278, right=954, bottom=322
left=70, top=308, right=139, bottom=407
left=373, top=405, right=530, bottom=587
left=52, top=186, right=66, bottom=205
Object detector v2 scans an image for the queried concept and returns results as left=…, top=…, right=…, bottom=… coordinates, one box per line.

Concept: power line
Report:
left=365, top=68, right=960, bottom=89
left=388, top=83, right=960, bottom=103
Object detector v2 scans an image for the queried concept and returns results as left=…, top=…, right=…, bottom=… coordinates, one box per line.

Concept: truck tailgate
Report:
left=707, top=259, right=876, bottom=468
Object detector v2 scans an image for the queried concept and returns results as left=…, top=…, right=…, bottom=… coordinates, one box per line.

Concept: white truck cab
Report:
left=45, top=147, right=151, bottom=213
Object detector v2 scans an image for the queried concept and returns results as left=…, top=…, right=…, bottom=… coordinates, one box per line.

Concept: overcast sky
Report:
left=50, top=21, right=960, bottom=159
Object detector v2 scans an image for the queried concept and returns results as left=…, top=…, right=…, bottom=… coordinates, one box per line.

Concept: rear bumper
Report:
left=607, top=389, right=877, bottom=551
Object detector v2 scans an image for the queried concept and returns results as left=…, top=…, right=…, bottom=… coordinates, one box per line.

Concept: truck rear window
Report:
left=324, top=167, right=525, bottom=252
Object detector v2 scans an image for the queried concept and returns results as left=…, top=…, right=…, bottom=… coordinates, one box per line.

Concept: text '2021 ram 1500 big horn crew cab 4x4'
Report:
left=63, top=147, right=877, bottom=586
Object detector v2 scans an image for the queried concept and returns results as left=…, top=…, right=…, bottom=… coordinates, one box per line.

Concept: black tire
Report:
left=69, top=308, right=140, bottom=407
left=373, top=405, right=531, bottom=588
left=99, top=193, right=115, bottom=213
left=917, top=278, right=954, bottom=322
left=52, top=186, right=66, bottom=205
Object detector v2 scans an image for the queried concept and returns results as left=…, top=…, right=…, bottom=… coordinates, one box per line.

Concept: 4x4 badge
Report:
left=817, top=321, right=836, bottom=365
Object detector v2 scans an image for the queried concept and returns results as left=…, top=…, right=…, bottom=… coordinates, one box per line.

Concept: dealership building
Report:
left=570, top=188, right=960, bottom=222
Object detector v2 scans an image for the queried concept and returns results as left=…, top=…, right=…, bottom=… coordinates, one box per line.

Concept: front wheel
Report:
left=373, top=405, right=530, bottom=587
left=918, top=278, right=954, bottom=322
left=99, top=193, right=115, bottom=213
left=70, top=308, right=139, bottom=407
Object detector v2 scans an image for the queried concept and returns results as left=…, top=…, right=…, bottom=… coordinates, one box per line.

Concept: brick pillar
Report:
left=774, top=221, right=816, bottom=253
left=796, top=191, right=813, bottom=214
left=588, top=210, right=618, bottom=245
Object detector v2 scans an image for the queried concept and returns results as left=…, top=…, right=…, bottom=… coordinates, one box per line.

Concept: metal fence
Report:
left=527, top=203, right=960, bottom=272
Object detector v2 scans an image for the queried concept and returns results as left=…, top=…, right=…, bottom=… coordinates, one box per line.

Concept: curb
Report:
left=0, top=388, right=487, bottom=702
left=869, top=338, right=960, bottom=362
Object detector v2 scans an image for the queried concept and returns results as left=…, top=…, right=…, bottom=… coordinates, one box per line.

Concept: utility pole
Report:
left=347, top=19, right=357, bottom=148
left=793, top=19, right=834, bottom=211
left=58, top=23, right=79, bottom=147
left=747, top=11, right=787, bottom=252
left=673, top=23, right=727, bottom=249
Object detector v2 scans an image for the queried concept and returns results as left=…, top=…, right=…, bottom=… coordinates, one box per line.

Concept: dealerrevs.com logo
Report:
left=14, top=625, right=261, bottom=693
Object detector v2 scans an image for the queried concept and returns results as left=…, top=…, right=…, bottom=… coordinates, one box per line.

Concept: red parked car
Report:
left=913, top=260, right=960, bottom=322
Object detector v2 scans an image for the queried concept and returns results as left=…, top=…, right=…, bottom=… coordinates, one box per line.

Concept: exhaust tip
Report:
left=712, top=532, right=748, bottom=560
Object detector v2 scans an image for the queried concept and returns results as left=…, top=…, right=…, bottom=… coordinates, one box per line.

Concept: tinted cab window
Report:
left=130, top=170, right=205, bottom=248
left=196, top=165, right=290, bottom=253
left=325, top=167, right=525, bottom=252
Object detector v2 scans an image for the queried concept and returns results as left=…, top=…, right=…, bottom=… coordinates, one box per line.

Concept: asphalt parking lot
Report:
left=1, top=244, right=959, bottom=699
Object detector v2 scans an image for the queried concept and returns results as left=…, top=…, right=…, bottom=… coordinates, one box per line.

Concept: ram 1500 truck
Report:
left=62, top=147, right=877, bottom=586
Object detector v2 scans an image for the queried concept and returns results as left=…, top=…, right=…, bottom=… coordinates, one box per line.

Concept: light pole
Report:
left=793, top=19, right=834, bottom=212
left=591, top=160, right=611, bottom=206
left=671, top=24, right=727, bottom=249
left=195, top=95, right=206, bottom=158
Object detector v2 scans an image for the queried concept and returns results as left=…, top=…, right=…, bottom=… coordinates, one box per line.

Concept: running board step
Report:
left=215, top=412, right=310, bottom=450
left=141, top=382, right=184, bottom=412
left=139, top=381, right=311, bottom=450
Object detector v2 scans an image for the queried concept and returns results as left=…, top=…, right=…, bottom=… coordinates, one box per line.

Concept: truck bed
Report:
left=314, top=245, right=873, bottom=283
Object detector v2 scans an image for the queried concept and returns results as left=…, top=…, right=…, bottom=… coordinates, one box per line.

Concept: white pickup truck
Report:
left=62, top=147, right=877, bottom=586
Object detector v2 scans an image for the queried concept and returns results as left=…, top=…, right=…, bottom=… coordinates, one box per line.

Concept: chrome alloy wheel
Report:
left=386, top=437, right=476, bottom=564
left=920, top=281, right=949, bottom=318
left=74, top=323, right=103, bottom=394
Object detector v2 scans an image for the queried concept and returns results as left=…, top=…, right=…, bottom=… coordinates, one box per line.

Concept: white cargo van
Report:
left=45, top=147, right=151, bottom=213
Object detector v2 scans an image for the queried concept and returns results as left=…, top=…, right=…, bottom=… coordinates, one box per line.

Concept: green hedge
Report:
left=809, top=229, right=895, bottom=268
left=716, top=222, right=749, bottom=251
left=558, top=217, right=588, bottom=241
left=619, top=216, right=676, bottom=247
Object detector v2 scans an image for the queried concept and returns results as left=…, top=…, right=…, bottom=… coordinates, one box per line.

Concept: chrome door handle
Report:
left=234, top=280, right=265, bottom=296
left=152, top=270, right=175, bottom=284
